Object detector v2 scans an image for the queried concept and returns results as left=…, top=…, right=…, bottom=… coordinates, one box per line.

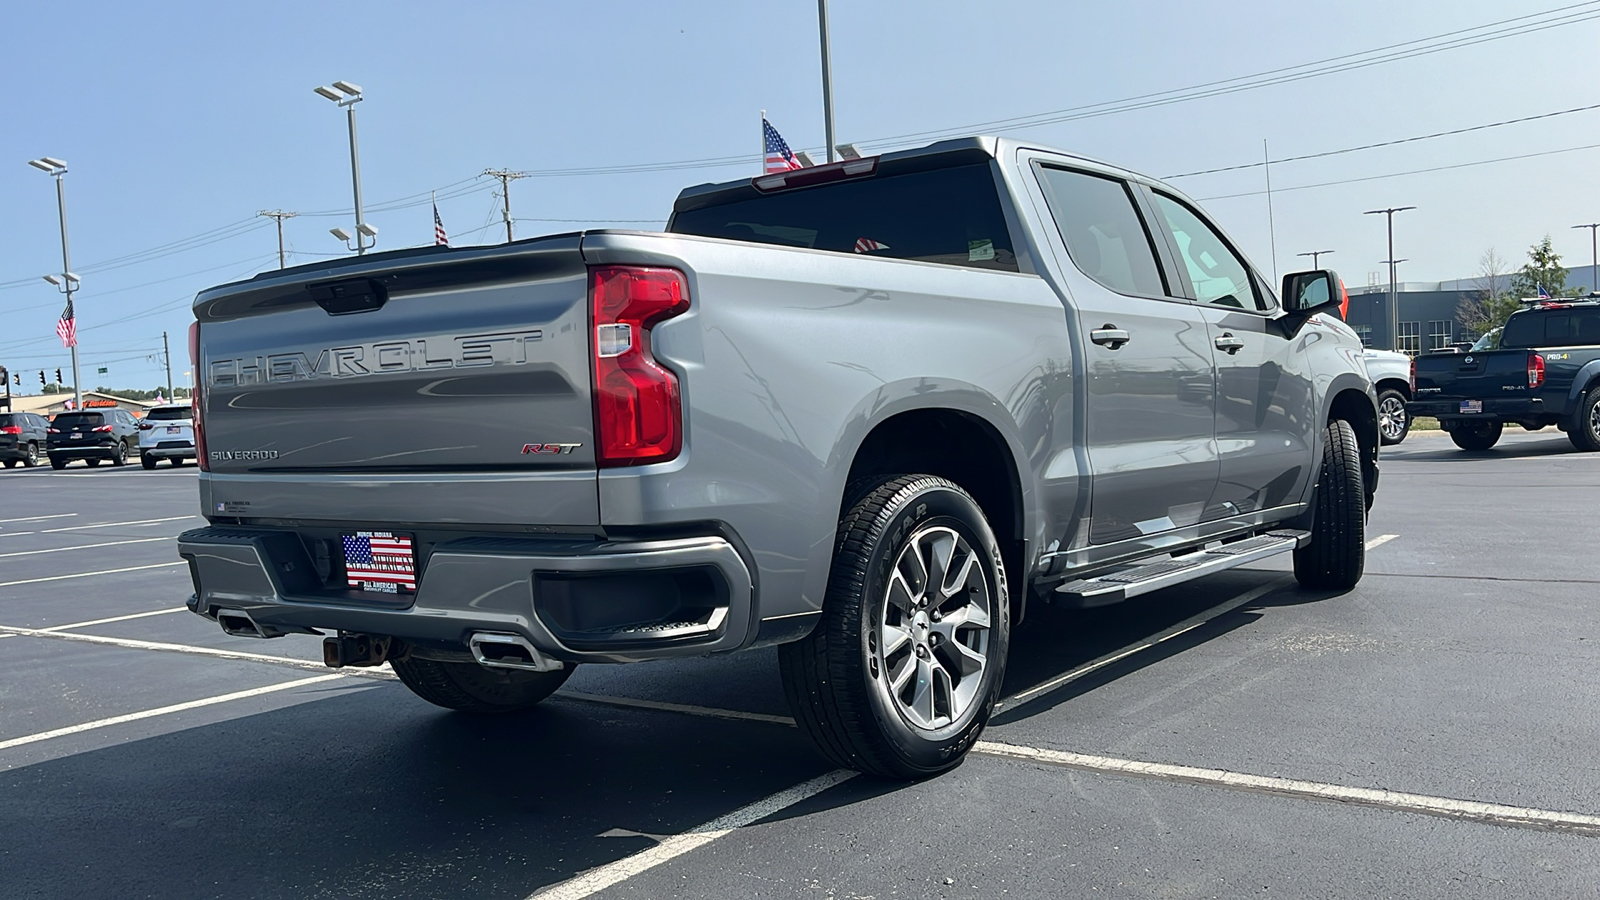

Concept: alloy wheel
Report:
left=1379, top=395, right=1407, bottom=442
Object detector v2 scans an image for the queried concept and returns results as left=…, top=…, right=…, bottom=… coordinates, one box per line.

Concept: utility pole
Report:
left=29, top=158, right=82, bottom=410
left=1364, top=206, right=1416, bottom=353
left=1573, top=223, right=1600, bottom=293
left=161, top=331, right=174, bottom=401
left=1297, top=249, right=1335, bottom=269
left=258, top=210, right=297, bottom=268
left=484, top=169, right=528, bottom=243
left=817, top=0, right=836, bottom=163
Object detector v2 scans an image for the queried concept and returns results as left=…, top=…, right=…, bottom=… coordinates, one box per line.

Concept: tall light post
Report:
left=817, top=0, right=836, bottom=163
left=314, top=81, right=377, bottom=255
left=1364, top=206, right=1415, bottom=352
left=1573, top=223, right=1600, bottom=293
left=1296, top=249, right=1335, bottom=269
left=28, top=157, right=82, bottom=410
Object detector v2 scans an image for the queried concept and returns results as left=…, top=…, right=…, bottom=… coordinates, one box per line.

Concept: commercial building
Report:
left=1342, top=265, right=1596, bottom=354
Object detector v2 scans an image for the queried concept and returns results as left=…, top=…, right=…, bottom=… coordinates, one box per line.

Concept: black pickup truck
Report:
left=1409, top=297, right=1600, bottom=451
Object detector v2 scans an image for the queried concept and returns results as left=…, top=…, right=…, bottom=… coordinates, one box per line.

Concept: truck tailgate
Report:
left=1414, top=350, right=1528, bottom=400
left=194, top=237, right=599, bottom=526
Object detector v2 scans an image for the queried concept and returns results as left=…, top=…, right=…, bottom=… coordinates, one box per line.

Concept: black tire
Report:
left=391, top=655, right=572, bottom=713
left=779, top=475, right=1010, bottom=780
left=1450, top=421, right=1503, bottom=451
left=1294, top=419, right=1366, bottom=591
left=141, top=454, right=158, bottom=470
left=49, top=456, right=66, bottom=470
left=109, top=442, right=127, bottom=466
left=22, top=443, right=39, bottom=467
left=85, top=458, right=100, bottom=468
left=1377, top=389, right=1410, bottom=446
left=1569, top=389, right=1600, bottom=452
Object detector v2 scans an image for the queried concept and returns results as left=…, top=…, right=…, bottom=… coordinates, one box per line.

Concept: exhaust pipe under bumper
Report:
left=469, top=632, right=564, bottom=672
left=215, top=607, right=319, bottom=640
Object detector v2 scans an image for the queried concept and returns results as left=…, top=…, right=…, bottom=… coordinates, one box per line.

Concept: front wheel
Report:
left=1377, top=389, right=1410, bottom=445
left=1294, top=419, right=1367, bottom=591
left=1569, top=390, right=1600, bottom=452
left=391, top=655, right=573, bottom=713
left=780, top=475, right=1009, bottom=779
left=1450, top=421, right=1502, bottom=451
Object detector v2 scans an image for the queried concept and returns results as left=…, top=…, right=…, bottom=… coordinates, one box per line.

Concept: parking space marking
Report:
left=39, top=607, right=189, bottom=632
left=0, top=537, right=170, bottom=559
left=40, top=515, right=199, bottom=533
left=0, top=674, right=348, bottom=753
left=1366, top=533, right=1399, bottom=550
left=0, top=561, right=185, bottom=587
left=974, top=740, right=1600, bottom=837
left=997, top=576, right=1293, bottom=713
left=0, top=513, right=76, bottom=525
left=528, top=769, right=857, bottom=900
left=0, top=623, right=394, bottom=680
left=558, top=691, right=796, bottom=726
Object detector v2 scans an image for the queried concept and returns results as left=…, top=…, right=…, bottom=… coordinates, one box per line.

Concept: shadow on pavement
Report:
left=1385, top=432, right=1580, bottom=461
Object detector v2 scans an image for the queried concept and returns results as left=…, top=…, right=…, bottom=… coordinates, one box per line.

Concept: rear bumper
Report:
left=47, top=440, right=120, bottom=459
left=1408, top=397, right=1549, bottom=424
left=177, top=526, right=755, bottom=664
left=143, top=440, right=194, bottom=459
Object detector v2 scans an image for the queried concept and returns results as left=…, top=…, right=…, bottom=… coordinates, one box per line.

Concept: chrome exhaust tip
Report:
left=468, top=632, right=563, bottom=672
left=216, top=608, right=267, bottom=639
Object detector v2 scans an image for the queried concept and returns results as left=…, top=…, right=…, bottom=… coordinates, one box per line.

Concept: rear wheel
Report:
left=22, top=443, right=39, bottom=467
left=85, top=458, right=100, bottom=468
left=1294, top=419, right=1366, bottom=591
left=49, top=456, right=67, bottom=470
left=1377, top=389, right=1410, bottom=445
left=109, top=442, right=127, bottom=466
left=780, top=475, right=1009, bottom=779
left=141, top=454, right=158, bottom=470
left=1450, top=421, right=1502, bottom=451
left=391, top=655, right=573, bottom=713
left=1568, top=390, right=1600, bottom=452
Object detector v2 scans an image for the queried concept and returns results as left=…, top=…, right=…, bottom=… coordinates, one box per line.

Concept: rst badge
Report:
left=521, top=442, right=582, bottom=455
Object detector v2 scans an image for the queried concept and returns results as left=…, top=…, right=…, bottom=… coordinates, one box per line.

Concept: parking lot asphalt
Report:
left=2, top=430, right=1598, bottom=899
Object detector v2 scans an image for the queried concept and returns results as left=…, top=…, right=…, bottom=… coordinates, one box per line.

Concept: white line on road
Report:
left=974, top=740, right=1600, bottom=837
left=0, top=537, right=170, bottom=559
left=1366, top=533, right=1399, bottom=550
left=0, top=674, right=349, bottom=753
left=0, top=623, right=395, bottom=680
left=41, top=515, right=199, bottom=533
left=558, top=691, right=795, bottom=726
left=528, top=769, right=857, bottom=899
left=39, top=607, right=189, bottom=632
left=0, top=561, right=185, bottom=587
left=0, top=513, right=76, bottom=525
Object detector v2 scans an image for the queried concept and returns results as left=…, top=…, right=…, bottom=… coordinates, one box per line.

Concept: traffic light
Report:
left=55, top=368, right=62, bottom=385
left=39, top=371, right=46, bottom=387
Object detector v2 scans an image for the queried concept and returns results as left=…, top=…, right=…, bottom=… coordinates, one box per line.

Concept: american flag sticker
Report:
left=342, top=531, right=417, bottom=593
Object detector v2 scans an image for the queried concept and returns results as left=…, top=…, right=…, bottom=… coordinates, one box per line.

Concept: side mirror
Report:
left=1281, top=269, right=1346, bottom=316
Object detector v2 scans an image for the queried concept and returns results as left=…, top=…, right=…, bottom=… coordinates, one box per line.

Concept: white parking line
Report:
left=0, top=674, right=348, bottom=752
left=41, top=515, right=198, bottom=533
left=39, top=607, right=189, bottom=632
left=0, top=513, right=76, bottom=525
left=0, top=561, right=185, bottom=587
left=0, top=623, right=392, bottom=680
left=0, top=537, right=170, bottom=559
left=528, top=769, right=857, bottom=900
left=1366, top=533, right=1399, bottom=550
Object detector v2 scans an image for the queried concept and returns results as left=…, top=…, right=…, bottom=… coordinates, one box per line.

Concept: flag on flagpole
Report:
left=55, top=298, right=76, bottom=348
left=763, top=117, right=805, bottom=174
left=1537, top=284, right=1551, bottom=300
left=433, top=194, right=449, bottom=247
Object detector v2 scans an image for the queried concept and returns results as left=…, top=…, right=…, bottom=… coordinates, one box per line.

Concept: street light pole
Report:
left=315, top=81, right=376, bottom=255
left=1364, top=206, right=1416, bottom=352
left=1573, top=223, right=1600, bottom=293
left=29, top=158, right=82, bottom=410
left=1296, top=249, right=1335, bottom=269
left=817, top=0, right=836, bottom=163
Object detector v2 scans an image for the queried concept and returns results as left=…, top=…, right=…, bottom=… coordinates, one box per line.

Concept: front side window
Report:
left=1035, top=167, right=1166, bottom=297
left=1152, top=193, right=1266, bottom=312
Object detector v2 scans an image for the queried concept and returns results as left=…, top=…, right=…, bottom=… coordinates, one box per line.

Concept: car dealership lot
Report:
left=2, top=431, right=1598, bottom=899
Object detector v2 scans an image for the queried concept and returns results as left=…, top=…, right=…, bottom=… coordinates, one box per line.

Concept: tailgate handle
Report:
left=308, top=278, right=388, bottom=316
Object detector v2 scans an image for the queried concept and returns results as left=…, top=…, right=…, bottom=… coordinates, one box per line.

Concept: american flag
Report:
left=854, top=238, right=890, bottom=254
left=56, top=298, right=76, bottom=348
left=343, top=531, right=417, bottom=592
left=763, top=118, right=804, bottom=174
left=433, top=201, right=449, bottom=247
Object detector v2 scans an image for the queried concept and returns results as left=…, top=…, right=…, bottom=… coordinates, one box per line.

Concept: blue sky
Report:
left=2, top=0, right=1597, bottom=389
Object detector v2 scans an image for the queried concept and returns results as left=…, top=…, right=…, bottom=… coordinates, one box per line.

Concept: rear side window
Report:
left=670, top=163, right=1018, bottom=272
left=1502, top=308, right=1600, bottom=348
left=1035, top=167, right=1166, bottom=297
left=53, top=413, right=105, bottom=428
left=146, top=406, right=192, bottom=421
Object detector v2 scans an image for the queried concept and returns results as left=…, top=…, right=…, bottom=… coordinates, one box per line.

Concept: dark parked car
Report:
left=46, top=408, right=142, bottom=469
left=0, top=412, right=48, bottom=468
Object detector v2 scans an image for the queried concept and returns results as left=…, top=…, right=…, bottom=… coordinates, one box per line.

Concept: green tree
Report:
left=1510, top=236, right=1569, bottom=299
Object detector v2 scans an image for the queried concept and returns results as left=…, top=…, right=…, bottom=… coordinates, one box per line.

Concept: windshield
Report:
left=1470, top=329, right=1501, bottom=351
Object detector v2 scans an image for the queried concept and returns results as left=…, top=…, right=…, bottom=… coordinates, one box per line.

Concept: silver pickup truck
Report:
left=179, top=137, right=1378, bottom=778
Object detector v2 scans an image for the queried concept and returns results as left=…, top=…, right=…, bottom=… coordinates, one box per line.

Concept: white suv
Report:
left=139, top=404, right=196, bottom=468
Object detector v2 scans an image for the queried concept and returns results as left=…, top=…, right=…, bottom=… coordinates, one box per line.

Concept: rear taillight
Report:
left=1409, top=357, right=1416, bottom=394
left=1528, top=353, right=1545, bottom=389
left=190, top=322, right=208, bottom=471
left=0, top=425, right=19, bottom=435
left=589, top=266, right=690, bottom=466
left=138, top=422, right=152, bottom=431
left=47, top=427, right=59, bottom=434
left=91, top=425, right=112, bottom=433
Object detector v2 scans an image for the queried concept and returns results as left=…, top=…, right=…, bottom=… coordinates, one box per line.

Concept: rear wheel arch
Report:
left=1373, top=377, right=1411, bottom=400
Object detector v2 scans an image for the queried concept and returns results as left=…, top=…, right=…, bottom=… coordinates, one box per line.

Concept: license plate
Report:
left=340, top=531, right=417, bottom=594
left=71, top=433, right=85, bottom=440
left=1460, top=400, right=1483, bottom=414
left=166, top=426, right=181, bottom=434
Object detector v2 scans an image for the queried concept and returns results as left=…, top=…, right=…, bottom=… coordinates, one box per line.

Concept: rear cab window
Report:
left=1501, top=307, right=1600, bottom=348
left=669, top=162, right=1018, bottom=272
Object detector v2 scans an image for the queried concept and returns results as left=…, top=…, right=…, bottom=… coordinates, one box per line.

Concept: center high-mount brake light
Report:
left=190, top=322, right=209, bottom=471
left=1528, top=353, right=1545, bottom=389
left=590, top=266, right=690, bottom=466
left=752, top=157, right=878, bottom=193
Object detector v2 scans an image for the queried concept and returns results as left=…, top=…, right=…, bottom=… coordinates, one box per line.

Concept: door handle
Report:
left=1090, top=326, right=1130, bottom=350
left=1214, top=333, right=1245, bottom=355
